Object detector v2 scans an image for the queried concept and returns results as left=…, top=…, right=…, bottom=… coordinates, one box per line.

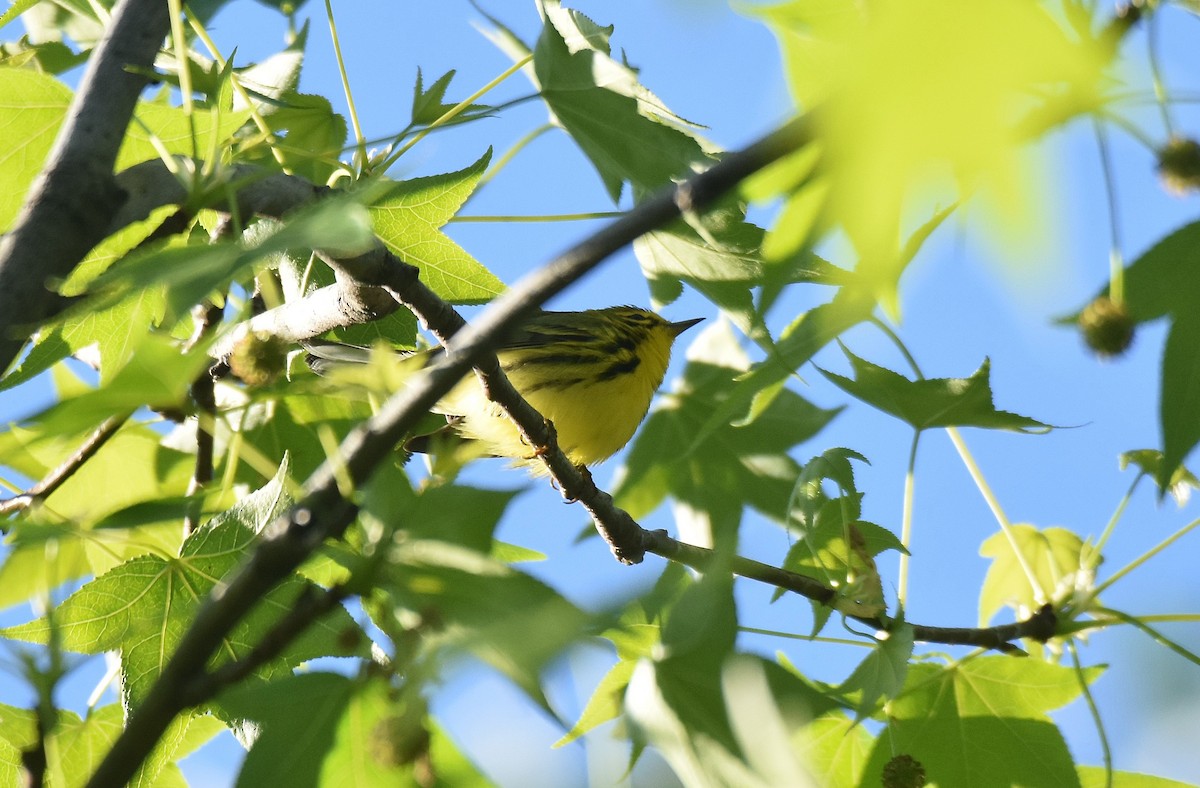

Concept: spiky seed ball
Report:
left=882, top=754, right=927, bottom=788
left=1157, top=137, right=1200, bottom=195
left=1078, top=296, right=1135, bottom=358
left=228, top=331, right=289, bottom=387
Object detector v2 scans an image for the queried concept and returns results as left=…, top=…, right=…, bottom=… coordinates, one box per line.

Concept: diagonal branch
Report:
left=84, top=117, right=812, bottom=788
left=0, top=0, right=172, bottom=374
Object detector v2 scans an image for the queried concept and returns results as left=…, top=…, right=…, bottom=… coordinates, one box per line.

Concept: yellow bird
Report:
left=307, top=306, right=701, bottom=470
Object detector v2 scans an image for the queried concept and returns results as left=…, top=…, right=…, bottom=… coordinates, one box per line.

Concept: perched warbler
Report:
left=307, top=306, right=701, bottom=470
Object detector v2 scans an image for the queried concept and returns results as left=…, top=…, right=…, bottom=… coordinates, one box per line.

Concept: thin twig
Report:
left=0, top=413, right=131, bottom=521
left=184, top=302, right=226, bottom=537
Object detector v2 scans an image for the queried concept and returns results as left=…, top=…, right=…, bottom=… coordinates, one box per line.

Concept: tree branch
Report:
left=85, top=117, right=812, bottom=788
left=0, top=0, right=172, bottom=374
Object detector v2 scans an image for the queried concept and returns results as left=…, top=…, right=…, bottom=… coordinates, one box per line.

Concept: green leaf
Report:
left=1160, top=309, right=1200, bottom=493
left=820, top=346, right=1053, bottom=432
left=613, top=321, right=839, bottom=547
left=262, top=92, right=348, bottom=185
left=1, top=459, right=366, bottom=708
left=1119, top=449, right=1200, bottom=506
left=377, top=540, right=587, bottom=713
left=979, top=524, right=1091, bottom=626
left=369, top=150, right=503, bottom=304
left=836, top=622, right=913, bottom=721
left=1077, top=766, right=1197, bottom=788
left=692, top=288, right=874, bottom=442
left=1112, top=220, right=1200, bottom=324
left=84, top=194, right=375, bottom=327
left=793, top=711, right=876, bottom=788
left=530, top=0, right=712, bottom=201
left=0, top=68, right=72, bottom=233
left=411, top=68, right=492, bottom=127
left=555, top=658, right=636, bottom=748
left=115, top=98, right=252, bottom=172
left=866, top=658, right=1102, bottom=787
left=26, top=331, right=212, bottom=436
left=224, top=673, right=444, bottom=788
left=222, top=672, right=354, bottom=788
left=633, top=204, right=766, bottom=337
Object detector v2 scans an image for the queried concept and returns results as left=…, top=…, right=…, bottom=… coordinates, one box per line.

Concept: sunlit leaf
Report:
left=0, top=68, right=71, bottom=233
left=369, top=150, right=503, bottom=303
left=0, top=460, right=366, bottom=708
left=864, top=658, right=1102, bottom=787
left=979, top=524, right=1092, bottom=626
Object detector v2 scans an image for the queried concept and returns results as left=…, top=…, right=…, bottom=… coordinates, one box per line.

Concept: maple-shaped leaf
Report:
left=369, top=150, right=503, bottom=304
left=410, top=68, right=493, bottom=127
left=979, top=524, right=1093, bottom=627
left=865, top=658, right=1102, bottom=787
left=612, top=321, right=839, bottom=549
left=0, top=458, right=367, bottom=709
left=819, top=344, right=1053, bottom=432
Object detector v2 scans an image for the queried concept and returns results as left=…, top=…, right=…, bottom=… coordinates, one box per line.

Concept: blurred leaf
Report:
left=722, top=656, right=813, bottom=786
left=1101, top=220, right=1200, bottom=324
left=1, top=459, right=367, bottom=707
left=555, top=658, right=636, bottom=748
left=0, top=68, right=71, bottom=233
left=979, top=524, right=1091, bottom=626
left=820, top=346, right=1054, bottom=432
left=836, top=622, right=913, bottom=722
left=1119, top=449, right=1199, bottom=506
left=1077, top=767, right=1197, bottom=788
left=377, top=539, right=587, bottom=713
left=613, top=321, right=838, bottom=549
left=793, top=711, right=875, bottom=788
left=693, top=288, right=874, bottom=442
left=747, top=0, right=1104, bottom=289
left=83, top=194, right=375, bottom=326
left=224, top=673, right=459, bottom=788
left=530, top=0, right=712, bottom=201
left=1160, top=309, right=1200, bottom=494
left=222, top=672, right=353, bottom=788
left=369, top=150, right=503, bottom=304
left=634, top=204, right=766, bottom=337
left=25, top=332, right=210, bottom=436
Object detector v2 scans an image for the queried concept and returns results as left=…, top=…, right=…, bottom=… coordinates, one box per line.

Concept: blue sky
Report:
left=6, top=1, right=1200, bottom=785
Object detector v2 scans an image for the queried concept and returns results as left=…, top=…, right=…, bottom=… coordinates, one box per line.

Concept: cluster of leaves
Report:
left=0, top=1, right=1198, bottom=787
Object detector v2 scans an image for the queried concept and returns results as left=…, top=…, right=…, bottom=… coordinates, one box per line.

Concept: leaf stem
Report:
left=381, top=54, right=534, bottom=171
left=165, top=0, right=197, bottom=161
left=945, top=427, right=1045, bottom=601
left=1093, top=516, right=1200, bottom=596
left=324, top=0, right=367, bottom=171
left=1091, top=119, right=1125, bottom=304
left=1069, top=640, right=1111, bottom=788
left=1091, top=474, right=1139, bottom=559
left=477, top=123, right=556, bottom=190
left=897, top=431, right=919, bottom=606
left=1093, top=606, right=1200, bottom=667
